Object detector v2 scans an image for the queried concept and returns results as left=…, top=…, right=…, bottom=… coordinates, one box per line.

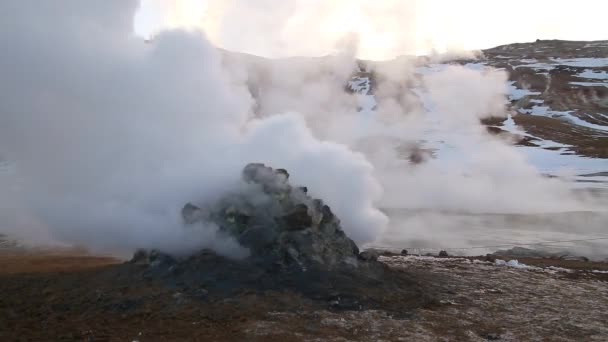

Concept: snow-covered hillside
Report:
left=352, top=40, right=608, bottom=188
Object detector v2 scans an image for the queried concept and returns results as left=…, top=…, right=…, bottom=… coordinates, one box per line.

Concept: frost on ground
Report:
left=493, top=258, right=573, bottom=273
left=241, top=255, right=608, bottom=341
left=3, top=250, right=607, bottom=341
left=376, top=256, right=607, bottom=341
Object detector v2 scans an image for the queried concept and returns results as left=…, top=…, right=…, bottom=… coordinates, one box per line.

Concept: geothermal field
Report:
left=1, top=1, right=607, bottom=341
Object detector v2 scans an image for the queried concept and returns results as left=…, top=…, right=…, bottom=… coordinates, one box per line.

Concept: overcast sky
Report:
left=135, top=0, right=608, bottom=59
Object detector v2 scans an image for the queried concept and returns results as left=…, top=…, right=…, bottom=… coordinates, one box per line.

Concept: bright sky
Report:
left=134, top=0, right=608, bottom=59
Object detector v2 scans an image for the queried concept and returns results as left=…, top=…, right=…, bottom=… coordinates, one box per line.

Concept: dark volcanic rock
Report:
left=181, top=203, right=204, bottom=224
left=129, top=164, right=413, bottom=310
left=196, top=163, right=364, bottom=272
left=125, top=164, right=432, bottom=313
left=358, top=250, right=379, bottom=262
left=281, top=203, right=313, bottom=230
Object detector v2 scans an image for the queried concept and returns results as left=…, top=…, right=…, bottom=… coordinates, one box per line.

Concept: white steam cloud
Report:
left=136, top=0, right=418, bottom=60
left=136, top=0, right=608, bottom=59
left=0, top=0, right=386, bottom=255
left=227, top=54, right=596, bottom=215
left=0, top=1, right=604, bottom=258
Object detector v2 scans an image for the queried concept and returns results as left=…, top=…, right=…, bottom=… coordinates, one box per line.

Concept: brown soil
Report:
left=482, top=112, right=608, bottom=158
left=481, top=40, right=608, bottom=158
left=0, top=250, right=119, bottom=274
left=513, top=114, right=608, bottom=158
left=1, top=250, right=607, bottom=341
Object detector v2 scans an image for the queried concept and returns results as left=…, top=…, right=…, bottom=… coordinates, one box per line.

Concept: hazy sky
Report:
left=135, top=0, right=608, bottom=59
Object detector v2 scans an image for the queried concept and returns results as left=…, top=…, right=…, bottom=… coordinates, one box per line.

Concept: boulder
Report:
left=282, top=203, right=313, bottom=230
left=358, top=250, right=379, bottom=262
left=274, top=168, right=290, bottom=180
left=182, top=203, right=204, bottom=224
left=126, top=165, right=434, bottom=315
left=169, top=163, right=368, bottom=273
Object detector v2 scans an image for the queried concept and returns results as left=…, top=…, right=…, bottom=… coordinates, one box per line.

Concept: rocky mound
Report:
left=128, top=163, right=429, bottom=312
left=196, top=163, right=367, bottom=270
left=135, top=163, right=376, bottom=272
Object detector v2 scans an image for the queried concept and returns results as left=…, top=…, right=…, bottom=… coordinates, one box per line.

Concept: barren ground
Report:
left=1, top=249, right=607, bottom=341
left=483, top=40, right=608, bottom=158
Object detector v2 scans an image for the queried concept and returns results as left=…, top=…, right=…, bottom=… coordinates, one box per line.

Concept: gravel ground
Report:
left=2, top=251, right=606, bottom=341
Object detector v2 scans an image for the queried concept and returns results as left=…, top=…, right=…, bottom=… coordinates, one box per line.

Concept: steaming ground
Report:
left=0, top=1, right=606, bottom=261
left=229, top=45, right=608, bottom=260
left=378, top=210, right=608, bottom=260
left=1, top=3, right=608, bottom=341
left=368, top=40, right=608, bottom=259
left=0, top=1, right=386, bottom=254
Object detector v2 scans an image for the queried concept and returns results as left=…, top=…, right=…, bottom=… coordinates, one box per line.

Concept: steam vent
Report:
left=130, top=163, right=428, bottom=312
left=186, top=163, right=366, bottom=271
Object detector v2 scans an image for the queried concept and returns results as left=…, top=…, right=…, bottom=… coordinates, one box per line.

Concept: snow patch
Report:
left=508, top=81, right=541, bottom=101
left=348, top=77, right=371, bottom=95
left=513, top=63, right=555, bottom=71
left=495, top=259, right=572, bottom=273
left=513, top=58, right=608, bottom=71
left=556, top=112, right=608, bottom=132
left=518, top=106, right=608, bottom=131
left=578, top=69, right=608, bottom=80
left=384, top=255, right=468, bottom=263
left=553, top=58, right=608, bottom=68
left=501, top=115, right=572, bottom=150
left=348, top=76, right=377, bottom=113
left=584, top=42, right=608, bottom=48
left=495, top=259, right=530, bottom=268
left=570, top=81, right=608, bottom=88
